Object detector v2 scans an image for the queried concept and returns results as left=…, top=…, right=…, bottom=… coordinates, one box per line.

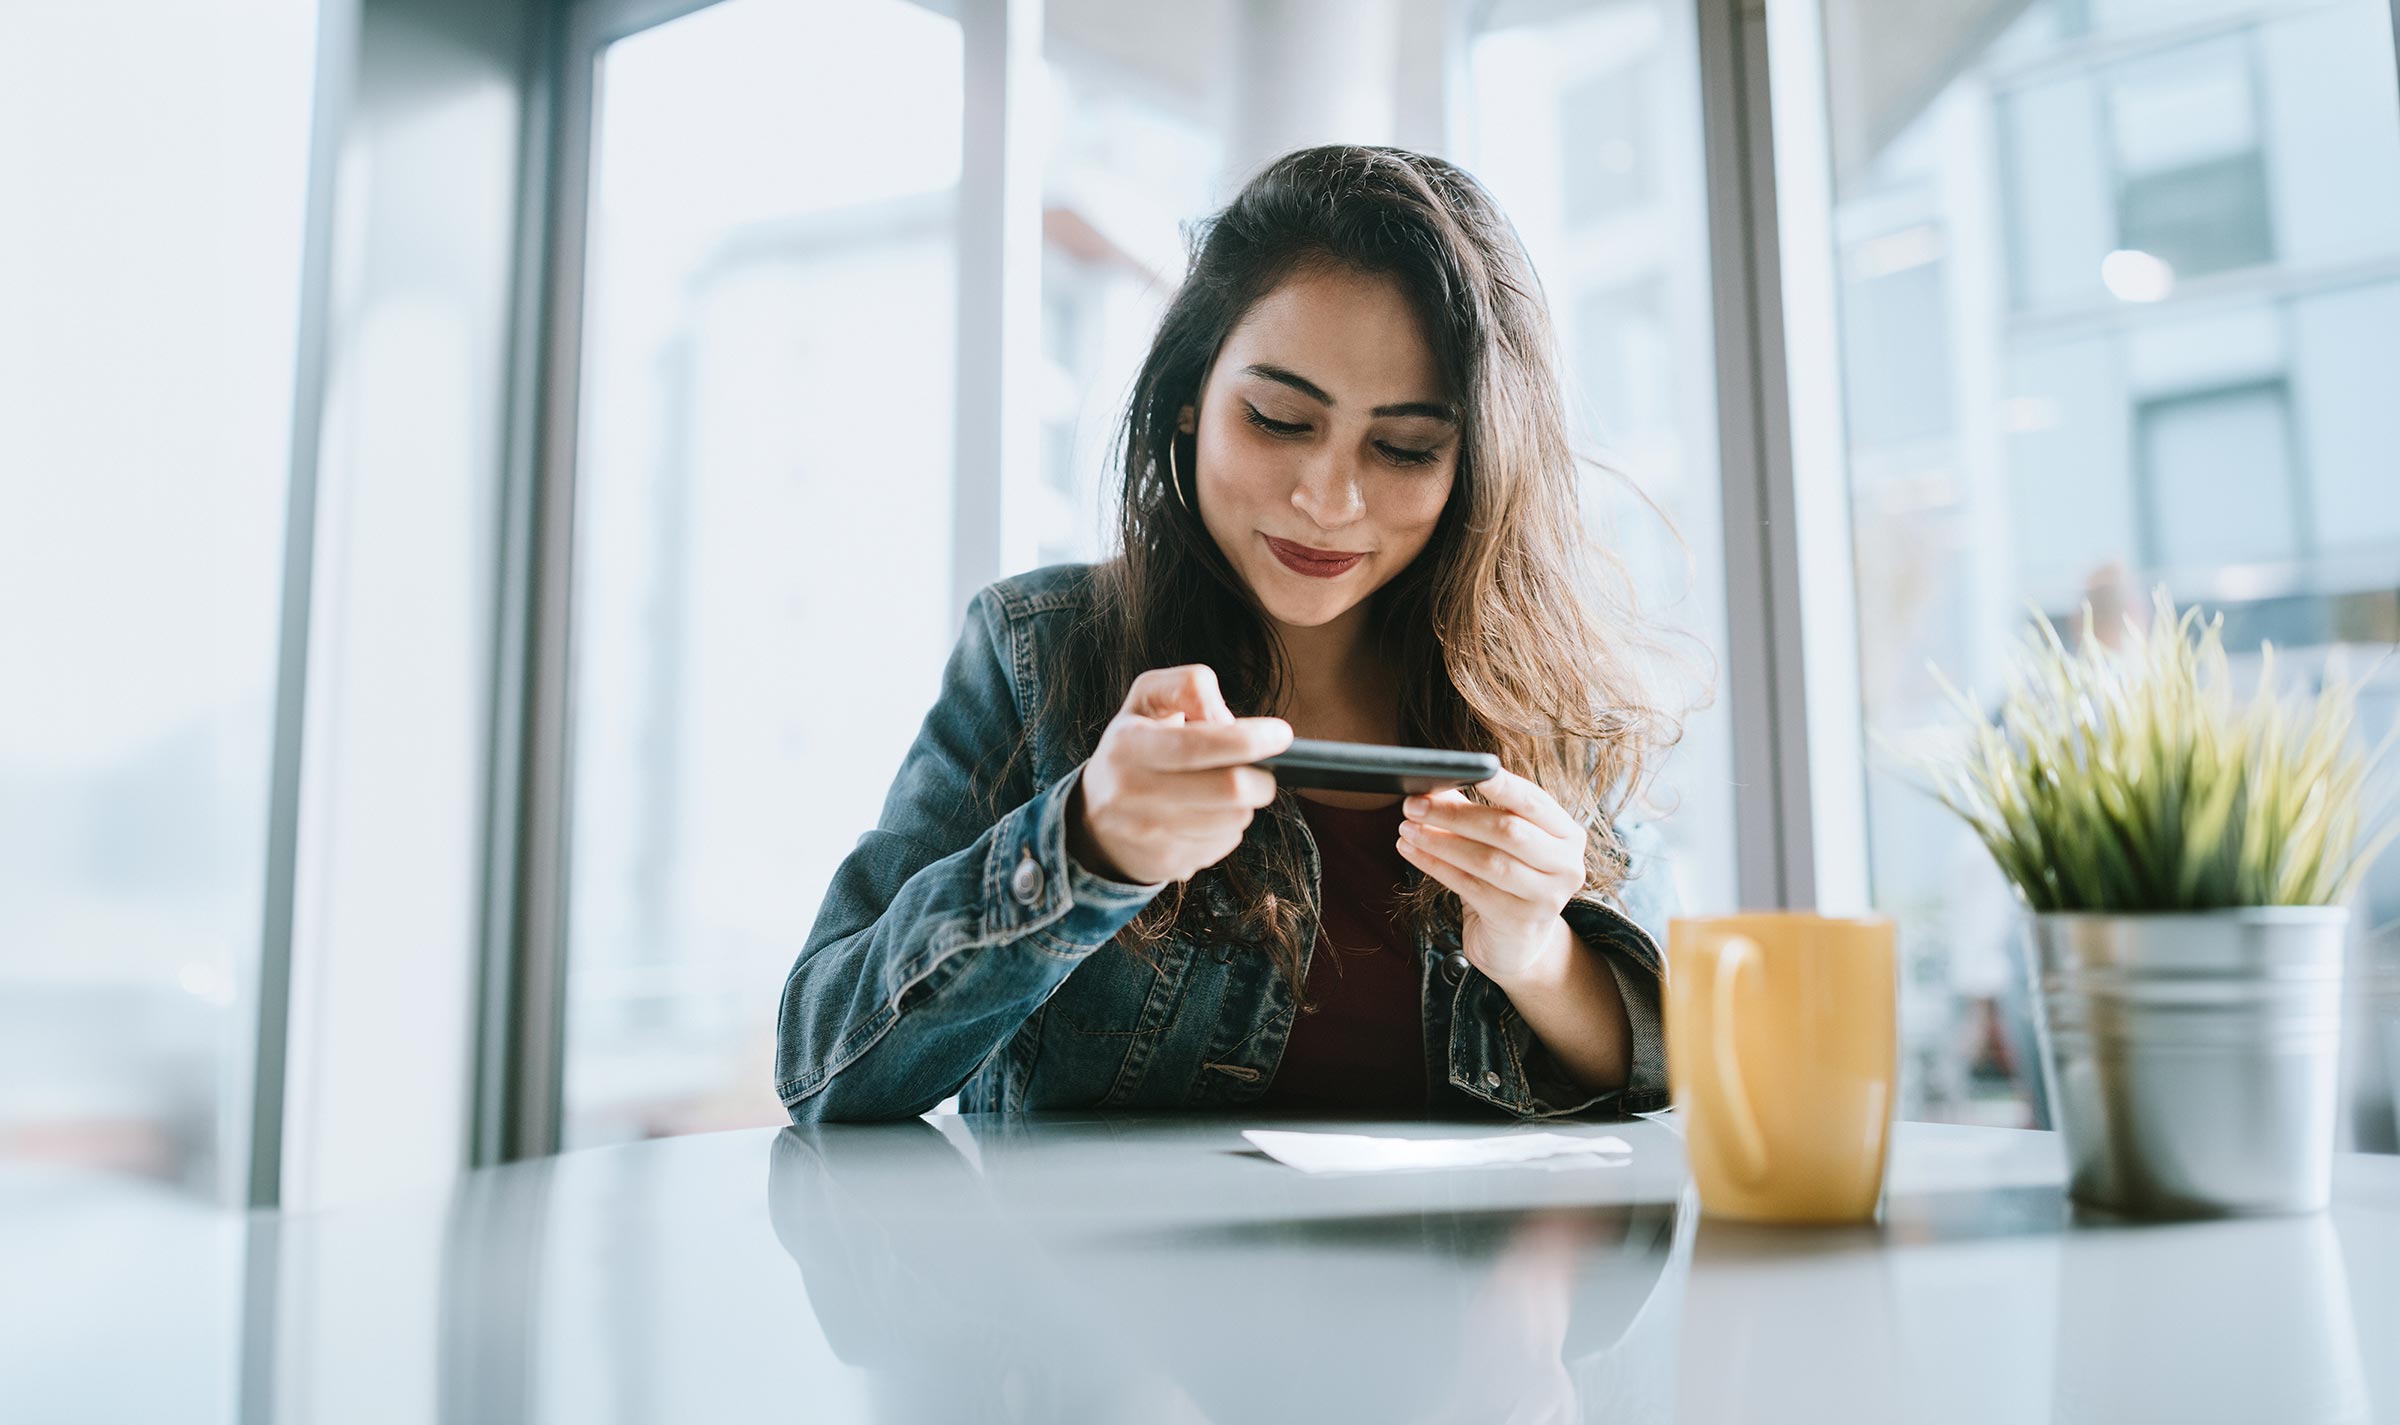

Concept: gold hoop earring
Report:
left=1168, top=437, right=1192, bottom=514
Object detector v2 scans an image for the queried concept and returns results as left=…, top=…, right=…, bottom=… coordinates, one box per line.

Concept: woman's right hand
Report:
left=1067, top=665, right=1293, bottom=886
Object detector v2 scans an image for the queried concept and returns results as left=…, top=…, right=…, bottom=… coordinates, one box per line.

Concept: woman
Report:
left=776, top=145, right=1682, bottom=1123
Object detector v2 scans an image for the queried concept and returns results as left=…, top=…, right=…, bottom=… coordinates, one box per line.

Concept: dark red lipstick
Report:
left=1264, top=535, right=1366, bottom=578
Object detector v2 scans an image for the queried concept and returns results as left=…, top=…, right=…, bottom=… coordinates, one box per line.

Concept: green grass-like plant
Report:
left=1910, top=591, right=2398, bottom=914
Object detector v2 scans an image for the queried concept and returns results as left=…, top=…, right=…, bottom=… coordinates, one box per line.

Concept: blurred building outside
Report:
left=9, top=0, right=2400, bottom=1190
left=1830, top=0, right=2400, bottom=1131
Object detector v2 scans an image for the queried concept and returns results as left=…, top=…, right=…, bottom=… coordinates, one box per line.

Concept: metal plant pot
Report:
left=2025, top=908, right=2349, bottom=1218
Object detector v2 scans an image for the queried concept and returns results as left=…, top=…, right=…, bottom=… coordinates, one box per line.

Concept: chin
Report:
left=1254, top=579, right=1358, bottom=628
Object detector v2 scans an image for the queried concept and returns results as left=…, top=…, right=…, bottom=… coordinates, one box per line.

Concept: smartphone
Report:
left=1253, top=738, right=1501, bottom=795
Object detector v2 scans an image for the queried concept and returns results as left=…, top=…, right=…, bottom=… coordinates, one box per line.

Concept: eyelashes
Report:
left=1243, top=404, right=1308, bottom=437
left=1241, top=402, right=1442, bottom=468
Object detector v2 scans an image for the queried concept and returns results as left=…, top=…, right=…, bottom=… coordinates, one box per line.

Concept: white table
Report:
left=5, top=1116, right=2396, bottom=1423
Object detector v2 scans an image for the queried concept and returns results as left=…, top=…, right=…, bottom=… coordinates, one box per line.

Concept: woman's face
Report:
left=1182, top=264, right=1459, bottom=636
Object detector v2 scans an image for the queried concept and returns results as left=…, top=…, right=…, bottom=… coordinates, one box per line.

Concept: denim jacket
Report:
left=774, top=562, right=1675, bottom=1123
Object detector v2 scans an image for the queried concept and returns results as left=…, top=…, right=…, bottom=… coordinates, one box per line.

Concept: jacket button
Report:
left=1441, top=951, right=1469, bottom=985
left=1010, top=852, right=1045, bottom=907
left=1482, top=1069, right=1502, bottom=1090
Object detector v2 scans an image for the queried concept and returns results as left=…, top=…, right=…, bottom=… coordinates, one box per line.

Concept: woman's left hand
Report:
left=1396, top=769, right=1586, bottom=987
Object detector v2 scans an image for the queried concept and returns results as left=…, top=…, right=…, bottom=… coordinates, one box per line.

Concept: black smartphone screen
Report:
left=1253, top=738, right=1501, bottom=795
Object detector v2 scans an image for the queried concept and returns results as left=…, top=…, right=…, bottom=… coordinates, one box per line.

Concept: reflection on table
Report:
left=5, top=1115, right=2398, bottom=1423
left=767, top=1117, right=1687, bottom=1424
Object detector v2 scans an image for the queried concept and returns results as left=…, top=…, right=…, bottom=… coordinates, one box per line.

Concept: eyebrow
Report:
left=1243, top=363, right=1458, bottom=424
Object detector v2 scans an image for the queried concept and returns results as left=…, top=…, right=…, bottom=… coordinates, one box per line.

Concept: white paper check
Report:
left=1242, top=1129, right=1634, bottom=1174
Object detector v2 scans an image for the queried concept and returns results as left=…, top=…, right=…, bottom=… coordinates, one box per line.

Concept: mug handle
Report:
left=1701, top=936, right=1770, bottom=1187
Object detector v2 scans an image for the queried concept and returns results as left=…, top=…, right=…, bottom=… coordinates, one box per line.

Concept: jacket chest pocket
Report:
left=1049, top=938, right=1198, bottom=1037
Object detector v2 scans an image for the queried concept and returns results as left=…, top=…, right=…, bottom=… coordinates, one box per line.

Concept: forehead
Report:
left=1215, top=264, right=1447, bottom=404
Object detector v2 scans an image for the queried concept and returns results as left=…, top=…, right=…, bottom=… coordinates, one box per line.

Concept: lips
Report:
left=1264, top=535, right=1366, bottom=578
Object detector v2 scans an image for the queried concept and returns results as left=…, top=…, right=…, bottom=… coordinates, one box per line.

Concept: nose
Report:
left=1289, top=448, right=1366, bottom=531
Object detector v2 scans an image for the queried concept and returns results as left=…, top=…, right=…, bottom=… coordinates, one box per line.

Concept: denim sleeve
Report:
left=1508, top=821, right=1676, bottom=1119
left=774, top=589, right=1163, bottom=1122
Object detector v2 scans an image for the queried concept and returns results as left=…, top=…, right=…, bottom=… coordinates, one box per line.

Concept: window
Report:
left=537, top=0, right=1739, bottom=1146
left=1574, top=279, right=1674, bottom=448
left=1469, top=0, right=1738, bottom=917
left=2108, top=37, right=2275, bottom=282
left=558, top=0, right=964, bottom=1149
left=1042, top=0, right=1748, bottom=919
left=0, top=0, right=318, bottom=1201
left=1805, top=0, right=2400, bottom=1125
left=2137, top=380, right=2301, bottom=573
left=1032, top=26, right=1223, bottom=570
left=1840, top=222, right=1955, bottom=451
left=1560, top=61, right=1654, bottom=228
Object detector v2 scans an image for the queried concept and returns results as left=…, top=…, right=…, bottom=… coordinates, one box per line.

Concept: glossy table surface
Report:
left=6, top=1113, right=2398, bottom=1424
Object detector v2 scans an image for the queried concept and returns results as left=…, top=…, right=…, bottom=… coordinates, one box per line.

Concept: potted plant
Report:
left=1911, top=592, right=2396, bottom=1218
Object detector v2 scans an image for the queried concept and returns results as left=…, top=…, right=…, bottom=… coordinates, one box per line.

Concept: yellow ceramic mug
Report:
left=1666, top=913, right=1897, bottom=1223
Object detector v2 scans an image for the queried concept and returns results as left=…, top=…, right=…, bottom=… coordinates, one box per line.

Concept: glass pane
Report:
left=1027, top=26, right=1224, bottom=569
left=2139, top=381, right=2298, bottom=570
left=562, top=0, right=963, bottom=1148
left=1036, top=0, right=1739, bottom=914
left=1810, top=0, right=2400, bottom=1125
left=0, top=0, right=318, bottom=1201
left=1466, top=0, right=1736, bottom=914
left=1559, top=63, right=1656, bottom=225
left=2106, top=37, right=2275, bottom=280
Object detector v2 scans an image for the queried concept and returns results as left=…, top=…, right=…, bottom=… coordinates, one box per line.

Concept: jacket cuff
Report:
left=984, top=761, right=1163, bottom=954
left=1565, top=897, right=1669, bottom=1112
left=1451, top=901, right=1668, bottom=1119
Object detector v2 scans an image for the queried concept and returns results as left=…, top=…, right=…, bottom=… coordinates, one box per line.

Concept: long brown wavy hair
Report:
left=988, top=144, right=1686, bottom=986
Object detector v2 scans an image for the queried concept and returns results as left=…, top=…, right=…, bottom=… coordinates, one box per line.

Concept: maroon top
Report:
left=1257, top=794, right=1427, bottom=1112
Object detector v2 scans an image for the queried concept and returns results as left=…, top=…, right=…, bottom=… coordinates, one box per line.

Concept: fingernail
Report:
left=1398, top=821, right=1420, bottom=840
left=1404, top=796, right=1428, bottom=816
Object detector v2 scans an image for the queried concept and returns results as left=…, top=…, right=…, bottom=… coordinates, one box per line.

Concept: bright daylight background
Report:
left=554, top=0, right=1741, bottom=1149
left=6, top=0, right=2399, bottom=1203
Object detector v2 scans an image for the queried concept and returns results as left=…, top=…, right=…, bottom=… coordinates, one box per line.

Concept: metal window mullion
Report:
left=243, top=0, right=364, bottom=1213
left=473, top=0, right=571, bottom=1170
left=494, top=1, right=611, bottom=1165
left=1697, top=0, right=1870, bottom=912
left=952, top=0, right=1043, bottom=624
left=1747, top=7, right=1819, bottom=911
left=1697, top=0, right=1790, bottom=910
left=1763, top=0, right=1873, bottom=912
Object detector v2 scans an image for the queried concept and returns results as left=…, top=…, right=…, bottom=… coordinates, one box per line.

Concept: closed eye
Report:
left=1247, top=401, right=1441, bottom=467
left=1243, top=403, right=1309, bottom=437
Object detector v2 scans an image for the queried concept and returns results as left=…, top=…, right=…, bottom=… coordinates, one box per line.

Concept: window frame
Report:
left=441, top=0, right=2400, bottom=1161
left=482, top=0, right=1870, bottom=1160
left=487, top=0, right=997, bottom=1162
